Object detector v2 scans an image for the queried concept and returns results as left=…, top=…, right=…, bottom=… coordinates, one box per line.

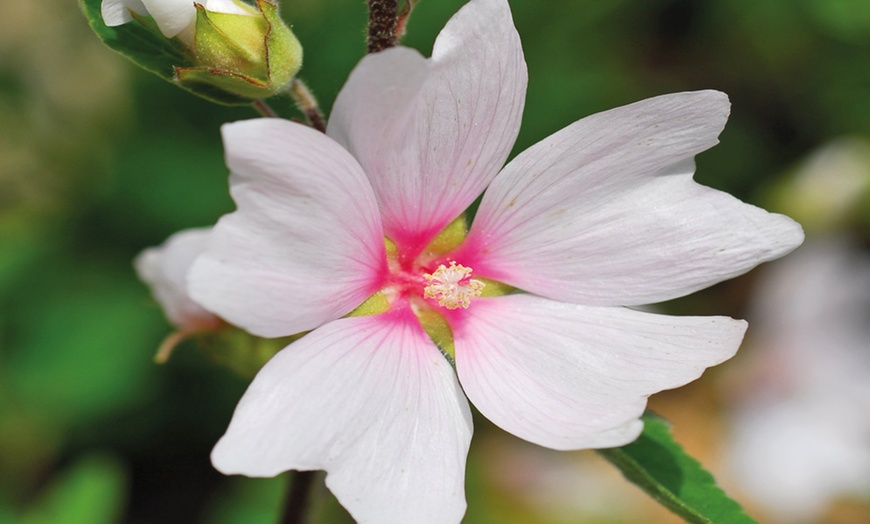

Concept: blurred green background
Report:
left=2, top=0, right=870, bottom=523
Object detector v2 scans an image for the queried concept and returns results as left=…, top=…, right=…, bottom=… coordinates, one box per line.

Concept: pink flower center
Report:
left=382, top=247, right=484, bottom=311
left=423, top=262, right=485, bottom=309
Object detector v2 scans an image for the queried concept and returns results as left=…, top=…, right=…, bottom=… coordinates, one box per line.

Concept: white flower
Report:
left=725, top=237, right=870, bottom=521
left=184, top=0, right=804, bottom=521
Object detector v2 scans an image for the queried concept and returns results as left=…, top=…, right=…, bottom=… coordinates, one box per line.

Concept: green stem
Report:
left=279, top=471, right=319, bottom=524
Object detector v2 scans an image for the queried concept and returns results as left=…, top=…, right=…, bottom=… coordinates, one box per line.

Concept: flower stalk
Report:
left=280, top=471, right=321, bottom=524
left=366, top=0, right=398, bottom=53
left=395, top=1, right=417, bottom=39
left=289, top=79, right=326, bottom=132
left=253, top=99, right=279, bottom=118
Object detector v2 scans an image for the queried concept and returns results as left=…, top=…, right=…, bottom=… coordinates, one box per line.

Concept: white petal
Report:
left=328, top=0, right=526, bottom=251
left=462, top=92, right=803, bottom=304
left=453, top=294, right=746, bottom=450
left=204, top=0, right=257, bottom=16
left=188, top=119, right=386, bottom=338
left=140, top=0, right=196, bottom=38
left=212, top=313, right=472, bottom=524
left=101, top=0, right=147, bottom=26
left=134, top=227, right=217, bottom=328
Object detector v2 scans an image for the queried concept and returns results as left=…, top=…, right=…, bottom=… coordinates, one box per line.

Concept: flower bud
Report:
left=135, top=227, right=299, bottom=373
left=101, top=0, right=302, bottom=102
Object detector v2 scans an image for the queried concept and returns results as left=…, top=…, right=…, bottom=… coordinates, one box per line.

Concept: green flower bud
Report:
left=175, top=0, right=303, bottom=101
left=95, top=0, right=302, bottom=103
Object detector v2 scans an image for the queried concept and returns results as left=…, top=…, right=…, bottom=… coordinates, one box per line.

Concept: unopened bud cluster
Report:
left=102, top=0, right=302, bottom=101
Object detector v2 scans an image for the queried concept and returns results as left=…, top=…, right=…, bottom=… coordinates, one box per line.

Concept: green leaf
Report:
left=78, top=0, right=250, bottom=104
left=21, top=454, right=127, bottom=524
left=206, top=476, right=287, bottom=524
left=598, top=412, right=757, bottom=524
left=7, top=260, right=160, bottom=426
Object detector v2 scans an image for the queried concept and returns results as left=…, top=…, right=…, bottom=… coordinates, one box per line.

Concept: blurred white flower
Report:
left=725, top=237, right=870, bottom=521
left=772, top=137, right=870, bottom=232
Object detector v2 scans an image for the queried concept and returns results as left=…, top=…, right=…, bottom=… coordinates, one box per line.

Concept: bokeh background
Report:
left=2, top=0, right=870, bottom=522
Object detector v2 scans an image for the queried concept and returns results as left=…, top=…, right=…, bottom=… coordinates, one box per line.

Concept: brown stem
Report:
left=153, top=321, right=221, bottom=364
left=154, top=330, right=190, bottom=364
left=366, top=0, right=398, bottom=53
left=279, top=471, right=319, bottom=524
left=289, top=79, right=327, bottom=133
left=253, top=99, right=279, bottom=118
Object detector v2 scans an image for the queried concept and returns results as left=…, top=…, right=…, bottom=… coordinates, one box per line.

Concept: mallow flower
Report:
left=180, top=0, right=803, bottom=521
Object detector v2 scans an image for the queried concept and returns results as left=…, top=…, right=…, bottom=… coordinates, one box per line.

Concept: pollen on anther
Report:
left=423, top=261, right=485, bottom=309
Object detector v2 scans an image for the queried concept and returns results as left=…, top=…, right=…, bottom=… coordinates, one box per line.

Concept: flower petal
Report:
left=212, top=313, right=472, bottom=524
left=135, top=227, right=218, bottom=329
left=453, top=294, right=746, bottom=450
left=188, top=119, right=386, bottom=338
left=204, top=0, right=258, bottom=16
left=101, top=0, right=147, bottom=26
left=462, top=92, right=804, bottom=305
left=140, top=0, right=195, bottom=38
left=328, top=0, right=526, bottom=251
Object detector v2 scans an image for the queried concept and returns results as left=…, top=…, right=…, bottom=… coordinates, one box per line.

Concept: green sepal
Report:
left=477, top=278, right=515, bottom=297
left=258, top=0, right=303, bottom=91
left=423, top=215, right=468, bottom=256
left=598, top=412, right=757, bottom=524
left=415, top=307, right=456, bottom=362
left=175, top=66, right=275, bottom=102
left=194, top=5, right=270, bottom=79
left=346, top=292, right=391, bottom=318
left=385, top=237, right=398, bottom=258
left=196, top=326, right=302, bottom=379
